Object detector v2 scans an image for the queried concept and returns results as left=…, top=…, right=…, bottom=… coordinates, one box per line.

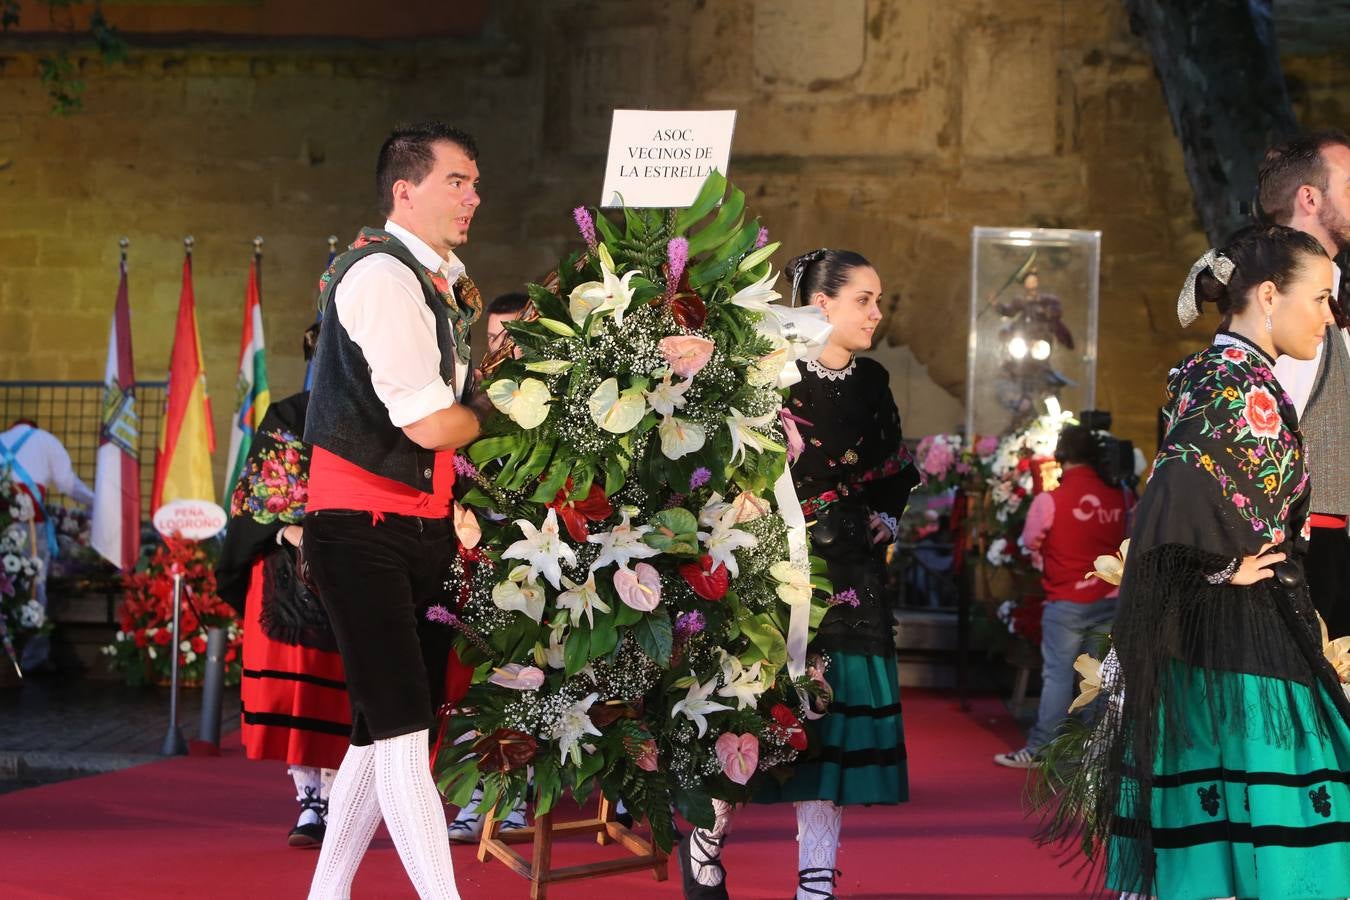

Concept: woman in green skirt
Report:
left=678, top=249, right=918, bottom=900
left=1064, top=225, right=1350, bottom=900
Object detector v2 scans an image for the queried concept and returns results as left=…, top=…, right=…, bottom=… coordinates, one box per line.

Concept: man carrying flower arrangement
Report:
left=301, top=122, right=494, bottom=900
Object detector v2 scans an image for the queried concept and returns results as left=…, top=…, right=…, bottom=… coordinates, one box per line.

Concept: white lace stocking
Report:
left=308, top=745, right=382, bottom=900
left=373, top=730, right=459, bottom=900
left=794, top=800, right=842, bottom=899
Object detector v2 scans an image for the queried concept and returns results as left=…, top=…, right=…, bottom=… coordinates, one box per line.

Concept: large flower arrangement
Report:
left=103, top=538, right=243, bottom=686
left=434, top=174, right=832, bottom=849
left=0, top=475, right=48, bottom=666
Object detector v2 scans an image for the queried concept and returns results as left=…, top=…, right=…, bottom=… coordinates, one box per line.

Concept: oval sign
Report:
left=153, top=499, right=228, bottom=541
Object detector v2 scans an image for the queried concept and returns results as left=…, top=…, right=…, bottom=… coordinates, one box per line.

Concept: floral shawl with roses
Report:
left=1042, top=333, right=1350, bottom=894
left=216, top=392, right=335, bottom=651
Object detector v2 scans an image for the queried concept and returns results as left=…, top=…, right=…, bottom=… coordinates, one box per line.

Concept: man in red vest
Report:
left=994, top=424, right=1129, bottom=767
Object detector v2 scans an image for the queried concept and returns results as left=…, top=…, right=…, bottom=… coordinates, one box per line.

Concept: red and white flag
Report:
left=91, top=258, right=141, bottom=570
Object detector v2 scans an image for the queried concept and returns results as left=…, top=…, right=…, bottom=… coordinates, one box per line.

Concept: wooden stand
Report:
left=477, top=795, right=668, bottom=899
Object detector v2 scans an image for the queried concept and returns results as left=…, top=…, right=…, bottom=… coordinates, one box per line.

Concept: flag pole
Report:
left=119, top=236, right=129, bottom=266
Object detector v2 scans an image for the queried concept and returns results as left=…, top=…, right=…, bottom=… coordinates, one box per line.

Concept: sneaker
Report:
left=448, top=790, right=485, bottom=843
left=993, top=747, right=1037, bottom=769
left=498, top=800, right=528, bottom=834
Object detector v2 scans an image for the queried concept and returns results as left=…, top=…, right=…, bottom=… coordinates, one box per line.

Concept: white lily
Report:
left=658, top=415, right=707, bottom=460
left=525, top=359, right=574, bottom=376
left=769, top=560, right=812, bottom=606
left=727, top=267, right=782, bottom=312
left=588, top=378, right=648, bottom=434
left=698, top=519, right=759, bottom=580
left=726, top=407, right=784, bottom=465
left=588, top=508, right=659, bottom=572
left=502, top=508, right=577, bottom=590
left=486, top=377, right=552, bottom=430
left=550, top=692, right=602, bottom=766
left=556, top=571, right=610, bottom=629
left=644, top=370, right=693, bottom=417
left=697, top=492, right=733, bottom=528
left=542, top=618, right=568, bottom=669
left=492, top=568, right=546, bottom=623
left=569, top=244, right=637, bottom=331
left=670, top=674, right=733, bottom=738
left=717, top=655, right=767, bottom=710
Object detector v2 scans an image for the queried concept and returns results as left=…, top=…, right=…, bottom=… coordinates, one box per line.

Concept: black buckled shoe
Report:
left=794, top=866, right=840, bottom=898
left=287, top=787, right=327, bottom=848
left=677, top=827, right=729, bottom=900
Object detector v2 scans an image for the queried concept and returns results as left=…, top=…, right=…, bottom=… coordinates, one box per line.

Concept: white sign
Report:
left=153, top=499, right=228, bottom=541
left=600, top=109, right=737, bottom=208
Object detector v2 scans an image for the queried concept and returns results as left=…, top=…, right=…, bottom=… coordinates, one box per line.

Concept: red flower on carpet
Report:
left=1244, top=386, right=1282, bottom=439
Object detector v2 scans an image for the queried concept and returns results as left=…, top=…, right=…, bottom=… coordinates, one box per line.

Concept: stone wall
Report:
left=1, top=0, right=1347, bottom=490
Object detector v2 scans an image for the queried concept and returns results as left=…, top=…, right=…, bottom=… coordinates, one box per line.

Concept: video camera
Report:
left=1078, top=409, right=1136, bottom=487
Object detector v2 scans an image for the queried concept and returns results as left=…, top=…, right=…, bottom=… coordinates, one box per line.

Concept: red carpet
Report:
left=0, top=691, right=1085, bottom=899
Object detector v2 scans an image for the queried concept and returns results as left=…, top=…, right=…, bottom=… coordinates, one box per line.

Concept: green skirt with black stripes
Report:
left=1107, top=662, right=1350, bottom=900
left=753, top=650, right=909, bottom=806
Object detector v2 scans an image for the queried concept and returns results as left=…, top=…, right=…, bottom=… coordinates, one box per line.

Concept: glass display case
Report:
left=965, top=227, right=1101, bottom=439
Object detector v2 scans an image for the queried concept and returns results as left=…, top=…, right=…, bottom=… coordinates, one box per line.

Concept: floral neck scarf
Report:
left=318, top=228, right=481, bottom=365
left=1148, top=331, right=1309, bottom=553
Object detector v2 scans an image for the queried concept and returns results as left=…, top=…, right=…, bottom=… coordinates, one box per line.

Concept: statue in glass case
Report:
left=991, top=258, right=1076, bottom=429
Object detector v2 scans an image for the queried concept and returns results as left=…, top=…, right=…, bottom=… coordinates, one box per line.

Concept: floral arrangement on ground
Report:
left=103, top=537, right=243, bottom=687
left=433, top=173, right=835, bottom=849
left=0, top=474, right=49, bottom=665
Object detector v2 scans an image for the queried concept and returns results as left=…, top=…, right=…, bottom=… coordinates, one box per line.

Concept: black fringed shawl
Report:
left=216, top=392, right=335, bottom=652
left=1062, top=334, right=1350, bottom=894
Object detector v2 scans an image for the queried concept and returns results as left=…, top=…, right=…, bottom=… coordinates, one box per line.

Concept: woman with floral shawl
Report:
left=217, top=327, right=350, bottom=848
left=1063, top=225, right=1350, bottom=899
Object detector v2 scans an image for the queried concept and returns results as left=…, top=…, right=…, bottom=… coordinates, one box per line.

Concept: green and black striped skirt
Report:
left=1107, top=662, right=1350, bottom=900
left=754, top=650, right=909, bottom=806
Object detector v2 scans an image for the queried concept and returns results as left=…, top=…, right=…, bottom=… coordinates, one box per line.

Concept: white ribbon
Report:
left=760, top=305, right=834, bottom=388
left=773, top=466, right=810, bottom=680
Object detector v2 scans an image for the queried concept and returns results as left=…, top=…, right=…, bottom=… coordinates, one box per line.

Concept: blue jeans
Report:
left=1025, top=597, right=1117, bottom=752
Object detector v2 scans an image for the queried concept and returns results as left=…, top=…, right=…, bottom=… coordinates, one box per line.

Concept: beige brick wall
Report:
left=1, top=0, right=1346, bottom=488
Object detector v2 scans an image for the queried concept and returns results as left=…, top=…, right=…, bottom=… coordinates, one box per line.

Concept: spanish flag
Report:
left=151, top=252, right=216, bottom=511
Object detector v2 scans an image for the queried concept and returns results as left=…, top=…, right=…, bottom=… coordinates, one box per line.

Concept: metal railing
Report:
left=0, top=380, right=167, bottom=517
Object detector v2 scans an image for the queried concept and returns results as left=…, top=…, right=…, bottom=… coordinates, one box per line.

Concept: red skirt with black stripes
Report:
left=240, top=558, right=351, bottom=769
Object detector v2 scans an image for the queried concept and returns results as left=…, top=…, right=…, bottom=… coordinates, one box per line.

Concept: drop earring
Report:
left=1265, top=313, right=1273, bottom=333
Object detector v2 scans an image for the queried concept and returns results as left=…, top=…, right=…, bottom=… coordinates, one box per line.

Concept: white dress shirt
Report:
left=331, top=220, right=469, bottom=428
left=0, top=425, right=96, bottom=506
left=1273, top=261, right=1344, bottom=418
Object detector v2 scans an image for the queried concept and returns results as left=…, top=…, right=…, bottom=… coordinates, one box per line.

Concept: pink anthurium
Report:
left=614, top=562, right=662, bottom=611
left=715, top=732, right=760, bottom=785
left=487, top=663, right=545, bottom=691
left=658, top=335, right=715, bottom=379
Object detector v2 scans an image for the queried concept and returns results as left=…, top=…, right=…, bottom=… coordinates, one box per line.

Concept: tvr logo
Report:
left=1071, top=493, right=1122, bottom=525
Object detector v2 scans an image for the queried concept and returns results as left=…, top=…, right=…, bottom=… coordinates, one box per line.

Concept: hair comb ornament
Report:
left=789, top=247, right=831, bottom=307
left=1176, top=249, right=1235, bottom=327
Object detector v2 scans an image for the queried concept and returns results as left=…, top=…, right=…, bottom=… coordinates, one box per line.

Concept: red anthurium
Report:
left=670, top=293, right=707, bottom=330
left=679, top=554, right=730, bottom=601
left=474, top=728, right=539, bottom=774
left=770, top=703, right=808, bottom=751
left=548, top=480, right=614, bottom=543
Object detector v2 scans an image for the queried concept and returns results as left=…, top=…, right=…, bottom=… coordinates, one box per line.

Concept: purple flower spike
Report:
left=452, top=453, right=479, bottom=479
left=674, top=610, right=707, bottom=640
left=689, top=467, right=712, bottom=491
left=666, top=237, right=689, bottom=293
left=829, top=589, right=860, bottom=608
left=754, top=227, right=769, bottom=250
left=573, top=206, right=598, bottom=249
left=426, top=604, right=458, bottom=625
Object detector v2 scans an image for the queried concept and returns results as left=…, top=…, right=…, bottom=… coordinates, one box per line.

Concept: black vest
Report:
left=304, top=235, right=458, bottom=493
